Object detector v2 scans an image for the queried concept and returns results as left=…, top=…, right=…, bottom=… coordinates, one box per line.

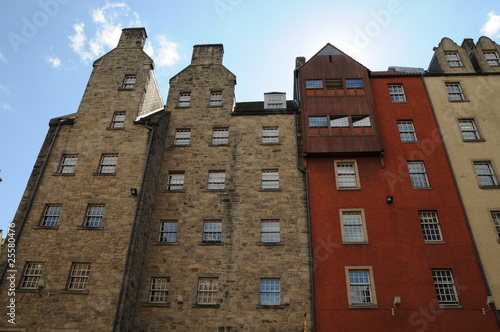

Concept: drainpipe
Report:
left=112, top=121, right=156, bottom=331
left=421, top=74, right=500, bottom=327
left=0, top=117, right=71, bottom=285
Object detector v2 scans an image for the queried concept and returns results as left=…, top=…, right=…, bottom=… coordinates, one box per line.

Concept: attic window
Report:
left=346, top=79, right=364, bottom=88
left=305, top=80, right=323, bottom=89
left=484, top=51, right=500, bottom=66
left=326, top=79, right=343, bottom=89
left=264, top=93, right=286, bottom=109
left=445, top=52, right=462, bottom=67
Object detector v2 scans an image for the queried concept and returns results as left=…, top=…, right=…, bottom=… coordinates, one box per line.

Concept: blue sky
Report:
left=1, top=0, right=500, bottom=236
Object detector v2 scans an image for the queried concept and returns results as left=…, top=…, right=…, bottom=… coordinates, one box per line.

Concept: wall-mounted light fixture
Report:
left=130, top=188, right=138, bottom=196
left=392, top=296, right=401, bottom=315
left=482, top=295, right=495, bottom=315
left=387, top=196, right=393, bottom=204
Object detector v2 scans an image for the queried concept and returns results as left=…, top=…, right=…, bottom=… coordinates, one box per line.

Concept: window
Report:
left=397, top=121, right=417, bottom=142
left=345, top=79, right=364, bottom=88
left=340, top=210, right=368, bottom=243
left=346, top=268, right=376, bottom=306
left=264, top=93, right=286, bottom=109
left=110, top=113, right=126, bottom=128
left=305, top=80, right=323, bottom=89
left=408, top=161, right=430, bottom=188
left=208, top=171, right=225, bottom=190
left=352, top=116, right=371, bottom=127
left=210, top=91, right=223, bottom=106
left=309, top=116, right=328, bottom=127
left=212, top=128, right=229, bottom=145
left=41, top=205, right=62, bottom=227
left=58, top=155, right=78, bottom=174
left=419, top=211, right=443, bottom=242
left=445, top=83, right=466, bottom=101
left=260, top=279, right=280, bottom=305
left=432, top=269, right=459, bottom=305
left=149, top=277, right=170, bottom=303
left=473, top=162, right=498, bottom=186
left=167, top=172, right=185, bottom=190
left=122, top=75, right=136, bottom=89
left=261, top=170, right=279, bottom=189
left=262, top=127, right=279, bottom=144
left=330, top=116, right=349, bottom=128
left=158, top=220, right=178, bottom=243
left=98, top=155, right=118, bottom=174
left=484, top=51, right=500, bottom=66
left=67, top=263, right=91, bottom=290
left=445, top=52, right=462, bottom=67
left=85, top=205, right=105, bottom=227
left=458, top=119, right=481, bottom=141
left=202, top=220, right=222, bottom=242
left=261, top=220, right=280, bottom=243
left=20, top=262, right=43, bottom=289
left=335, top=161, right=360, bottom=189
left=174, top=129, right=191, bottom=146
left=491, top=211, right=500, bottom=239
left=197, top=278, right=219, bottom=304
left=326, top=79, right=343, bottom=89
left=178, top=92, right=191, bottom=107
left=388, top=84, right=406, bottom=102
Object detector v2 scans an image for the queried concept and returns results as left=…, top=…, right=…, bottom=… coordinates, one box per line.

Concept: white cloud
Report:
left=481, top=12, right=500, bottom=38
left=0, top=52, right=6, bottom=62
left=154, top=35, right=181, bottom=67
left=0, top=84, right=9, bottom=95
left=1, top=103, right=12, bottom=113
left=47, top=56, right=62, bottom=68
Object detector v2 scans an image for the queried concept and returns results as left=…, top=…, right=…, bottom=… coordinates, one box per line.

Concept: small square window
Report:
left=41, top=205, right=62, bottom=227
left=261, top=220, right=280, bottom=243
left=346, top=79, right=364, bottom=88
left=262, top=127, right=279, bottom=144
left=408, top=161, right=430, bottom=188
left=67, top=263, right=91, bottom=290
left=335, top=161, right=360, bottom=189
left=346, top=268, right=377, bottom=306
left=305, top=80, right=323, bottom=89
left=98, top=155, right=118, bottom=174
left=388, top=85, right=406, bottom=102
left=212, top=128, right=229, bottom=145
left=458, top=119, right=481, bottom=141
left=178, top=93, right=191, bottom=107
left=167, top=172, right=185, bottom=191
left=203, top=220, right=222, bottom=242
left=260, top=279, right=281, bottom=305
left=149, top=277, right=170, bottom=303
left=419, top=211, right=443, bottom=242
left=110, top=113, right=126, bottom=128
left=473, top=162, right=498, bottom=187
left=58, top=155, right=78, bottom=174
left=491, top=211, right=500, bottom=239
left=445, top=83, right=466, bottom=101
left=432, top=269, right=459, bottom=305
left=174, top=129, right=191, bottom=146
left=158, top=220, right=178, bottom=243
left=208, top=171, right=226, bottom=190
left=197, top=278, right=219, bottom=304
left=20, top=262, right=44, bottom=289
left=261, top=170, right=279, bottom=189
left=445, top=52, right=462, bottom=67
left=85, top=205, right=105, bottom=227
left=340, top=210, right=368, bottom=243
left=397, top=121, right=417, bottom=142
left=122, top=75, right=136, bottom=90
left=484, top=51, right=500, bottom=66
left=309, top=116, right=328, bottom=127
left=210, top=91, right=223, bottom=106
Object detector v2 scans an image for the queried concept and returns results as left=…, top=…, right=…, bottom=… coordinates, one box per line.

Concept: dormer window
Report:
left=484, top=51, right=500, bottom=66
left=264, top=93, right=286, bottom=109
left=445, top=52, right=462, bottom=67
left=122, top=75, right=136, bottom=90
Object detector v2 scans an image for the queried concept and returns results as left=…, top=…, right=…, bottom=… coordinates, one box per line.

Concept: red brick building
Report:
left=295, top=44, right=498, bottom=331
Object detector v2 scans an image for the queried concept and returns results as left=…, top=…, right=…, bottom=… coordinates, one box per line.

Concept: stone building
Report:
left=0, top=28, right=311, bottom=331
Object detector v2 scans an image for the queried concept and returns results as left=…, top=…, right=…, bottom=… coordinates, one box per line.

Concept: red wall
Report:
left=308, top=75, right=498, bottom=331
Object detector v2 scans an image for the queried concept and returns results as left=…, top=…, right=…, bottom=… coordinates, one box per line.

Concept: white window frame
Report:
left=484, top=51, right=500, bottom=66
left=149, top=277, right=170, bottom=303
left=260, top=279, right=281, bottom=305
left=202, top=220, right=222, bottom=243
left=20, top=262, right=44, bottom=289
left=122, top=75, right=136, bottom=90
left=432, top=269, right=460, bottom=306
left=178, top=92, right=191, bottom=107
left=41, top=204, right=62, bottom=227
left=445, top=52, right=463, bottom=67
left=260, top=219, right=281, bottom=243
left=264, top=93, right=286, bottom=109
left=67, top=263, right=91, bottom=290
left=211, top=128, right=229, bottom=145
left=473, top=161, right=498, bottom=187
left=209, top=91, right=223, bottom=106
left=197, top=278, right=219, bottom=305
left=457, top=119, right=481, bottom=141
left=167, top=172, right=185, bottom=191
left=340, top=209, right=368, bottom=244
left=111, top=112, right=126, bottom=128
left=98, top=155, right=118, bottom=174
left=345, top=267, right=377, bottom=307
left=58, top=155, right=78, bottom=174
left=397, top=120, right=417, bottom=142
left=335, top=161, right=360, bottom=190
left=262, top=127, right=279, bottom=144
left=84, top=205, right=105, bottom=227
left=174, top=129, right=191, bottom=146
left=491, top=211, right=500, bottom=240
left=261, top=169, right=279, bottom=190
left=408, top=161, right=430, bottom=188
left=445, top=83, right=466, bottom=101
left=419, top=211, right=443, bottom=243
left=388, top=84, right=406, bottom=102
left=207, top=171, right=226, bottom=190
left=158, top=220, right=178, bottom=243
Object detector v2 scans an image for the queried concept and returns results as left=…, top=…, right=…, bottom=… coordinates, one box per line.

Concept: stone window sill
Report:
left=142, top=302, right=171, bottom=307
left=192, top=304, right=220, bottom=308
left=256, top=304, right=286, bottom=309
left=256, top=242, right=284, bottom=246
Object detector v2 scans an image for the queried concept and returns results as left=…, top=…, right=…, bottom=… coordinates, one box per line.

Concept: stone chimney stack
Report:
left=296, top=56, right=306, bottom=69
left=117, top=27, right=147, bottom=49
left=191, top=44, right=224, bottom=65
